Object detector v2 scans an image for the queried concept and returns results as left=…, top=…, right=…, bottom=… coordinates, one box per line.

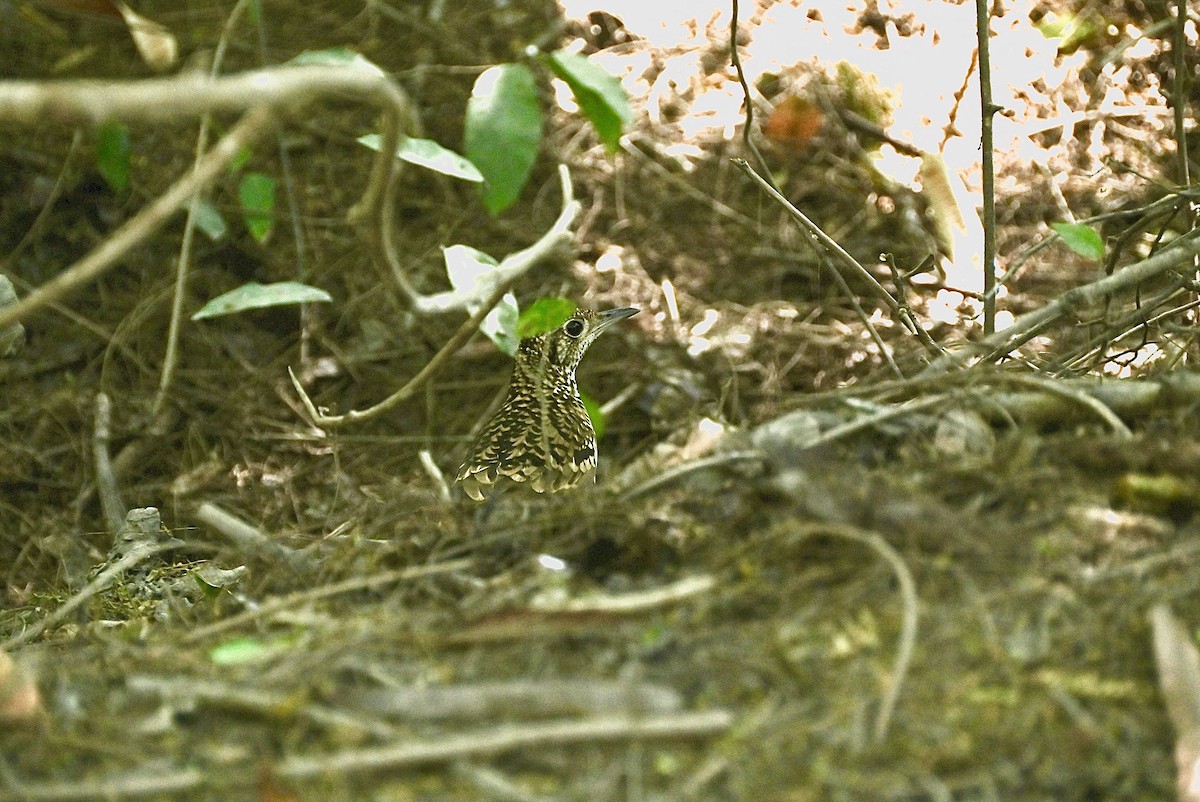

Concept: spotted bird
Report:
left=456, top=307, right=638, bottom=501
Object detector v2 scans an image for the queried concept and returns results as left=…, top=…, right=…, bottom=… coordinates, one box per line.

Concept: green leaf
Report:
left=443, top=244, right=500, bottom=294
left=545, top=51, right=632, bottom=154
left=239, top=172, right=275, bottom=243
left=581, top=390, right=606, bottom=439
left=96, top=121, right=131, bottom=192
left=288, top=47, right=384, bottom=76
left=1051, top=222, right=1104, bottom=261
left=517, top=296, right=576, bottom=338
left=481, top=292, right=520, bottom=356
left=209, top=636, right=288, bottom=666
left=192, top=281, right=332, bottom=320
left=357, top=134, right=483, bottom=182
left=465, top=63, right=542, bottom=215
left=192, top=198, right=227, bottom=241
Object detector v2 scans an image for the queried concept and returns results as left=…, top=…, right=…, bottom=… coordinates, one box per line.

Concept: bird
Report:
left=456, top=306, right=639, bottom=501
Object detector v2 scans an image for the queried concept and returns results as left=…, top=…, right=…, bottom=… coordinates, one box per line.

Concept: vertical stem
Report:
left=976, top=0, right=998, bottom=336
left=151, top=0, right=252, bottom=421
left=1172, top=0, right=1191, bottom=190
left=1170, top=0, right=1197, bottom=367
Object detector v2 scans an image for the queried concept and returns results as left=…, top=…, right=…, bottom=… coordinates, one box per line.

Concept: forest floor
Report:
left=2, top=1, right=1199, bottom=800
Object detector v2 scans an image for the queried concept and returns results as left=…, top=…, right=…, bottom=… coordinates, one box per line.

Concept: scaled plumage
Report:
left=456, top=307, right=638, bottom=501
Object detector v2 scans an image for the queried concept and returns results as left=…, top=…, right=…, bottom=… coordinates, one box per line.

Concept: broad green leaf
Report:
left=192, top=198, right=227, bottom=241
left=1051, top=222, right=1104, bottom=261
left=546, top=51, right=632, bottom=153
left=192, top=281, right=332, bottom=320
left=517, top=296, right=575, bottom=338
left=465, top=63, right=542, bottom=214
left=481, top=292, right=520, bottom=356
left=239, top=172, right=275, bottom=243
left=357, top=134, right=483, bottom=182
left=96, top=121, right=131, bottom=192
left=288, top=47, right=384, bottom=76
left=209, top=636, right=288, bottom=666
left=443, top=244, right=500, bottom=295
left=581, top=390, right=606, bottom=439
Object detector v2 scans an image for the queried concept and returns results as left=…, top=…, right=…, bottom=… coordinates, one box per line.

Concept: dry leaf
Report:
left=116, top=1, right=177, bottom=71
left=763, top=96, right=825, bottom=152
left=918, top=151, right=965, bottom=262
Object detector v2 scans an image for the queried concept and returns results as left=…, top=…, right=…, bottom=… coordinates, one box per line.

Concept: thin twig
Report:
left=346, top=679, right=683, bottom=721
left=275, top=711, right=734, bottom=779
left=731, top=159, right=930, bottom=357
left=789, top=522, right=918, bottom=743
left=193, top=502, right=315, bottom=571
left=151, top=0, right=253, bottom=420
left=182, top=558, right=472, bottom=642
left=290, top=166, right=577, bottom=427
left=0, top=768, right=206, bottom=801
left=728, top=0, right=770, bottom=179
left=126, top=675, right=398, bottom=739
left=397, top=166, right=579, bottom=315
left=724, top=6, right=916, bottom=376
left=923, top=228, right=1200, bottom=373
left=1000, top=374, right=1132, bottom=439
left=0, top=131, right=83, bottom=273
left=418, top=449, right=452, bottom=500
left=976, top=0, right=998, bottom=335
left=0, top=711, right=731, bottom=798
left=291, top=277, right=518, bottom=427
left=528, top=574, right=716, bottom=615
left=91, top=393, right=125, bottom=533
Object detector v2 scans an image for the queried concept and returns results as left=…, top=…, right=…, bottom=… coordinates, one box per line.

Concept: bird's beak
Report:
left=595, top=307, right=639, bottom=334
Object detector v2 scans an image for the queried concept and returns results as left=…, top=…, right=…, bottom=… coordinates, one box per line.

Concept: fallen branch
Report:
left=786, top=522, right=918, bottom=744
left=182, top=558, right=472, bottom=642
left=345, top=679, right=683, bottom=721
left=276, top=710, right=733, bottom=778
left=0, top=710, right=732, bottom=798
left=193, top=502, right=316, bottom=573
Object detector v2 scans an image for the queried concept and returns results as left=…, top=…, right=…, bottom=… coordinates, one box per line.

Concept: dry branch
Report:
left=275, top=710, right=733, bottom=779
left=0, top=711, right=732, bottom=798
left=925, top=228, right=1200, bottom=373
left=182, top=558, right=472, bottom=643
left=193, top=501, right=315, bottom=572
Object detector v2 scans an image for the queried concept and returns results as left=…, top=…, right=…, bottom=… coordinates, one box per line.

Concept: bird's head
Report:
left=519, top=306, right=639, bottom=374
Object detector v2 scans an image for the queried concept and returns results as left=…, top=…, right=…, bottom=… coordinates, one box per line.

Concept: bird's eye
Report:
left=564, top=319, right=585, bottom=338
